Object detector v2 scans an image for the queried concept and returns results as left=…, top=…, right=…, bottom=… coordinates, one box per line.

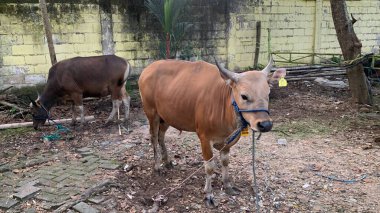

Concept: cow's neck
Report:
left=217, top=83, right=239, bottom=132
left=39, top=87, right=58, bottom=110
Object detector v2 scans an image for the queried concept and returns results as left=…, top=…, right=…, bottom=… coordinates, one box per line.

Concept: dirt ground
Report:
left=0, top=79, right=379, bottom=212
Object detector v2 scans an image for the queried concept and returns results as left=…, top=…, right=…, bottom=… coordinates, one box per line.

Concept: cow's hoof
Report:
left=204, top=196, right=217, bottom=208
left=154, top=167, right=167, bottom=176
left=225, top=186, right=241, bottom=196
left=164, top=161, right=174, bottom=169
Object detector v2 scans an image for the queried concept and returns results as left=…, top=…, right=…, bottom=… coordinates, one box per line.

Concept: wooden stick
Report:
left=0, top=116, right=95, bottom=130
left=117, top=108, right=121, bottom=135
left=0, top=86, right=13, bottom=94
left=39, top=0, right=57, bottom=65
left=0, top=101, right=26, bottom=112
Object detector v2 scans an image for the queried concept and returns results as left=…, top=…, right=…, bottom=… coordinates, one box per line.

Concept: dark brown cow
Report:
left=138, top=58, right=286, bottom=207
left=30, top=55, right=131, bottom=130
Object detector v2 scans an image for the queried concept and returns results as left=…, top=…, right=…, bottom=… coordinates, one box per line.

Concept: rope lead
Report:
left=252, top=130, right=260, bottom=213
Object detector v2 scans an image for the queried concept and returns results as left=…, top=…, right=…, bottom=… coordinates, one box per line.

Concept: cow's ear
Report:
left=268, top=68, right=286, bottom=85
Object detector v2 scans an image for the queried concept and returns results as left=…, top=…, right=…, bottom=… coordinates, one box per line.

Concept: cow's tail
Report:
left=119, top=61, right=132, bottom=86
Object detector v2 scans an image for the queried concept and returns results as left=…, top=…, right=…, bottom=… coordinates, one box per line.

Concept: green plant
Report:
left=330, top=56, right=342, bottom=64
left=145, top=0, right=191, bottom=59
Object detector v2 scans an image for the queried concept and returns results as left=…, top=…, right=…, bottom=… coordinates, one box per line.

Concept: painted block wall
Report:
left=0, top=0, right=379, bottom=89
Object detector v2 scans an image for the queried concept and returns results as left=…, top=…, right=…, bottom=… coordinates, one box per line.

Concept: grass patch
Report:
left=274, top=116, right=354, bottom=139
left=0, top=127, right=34, bottom=142
left=5, top=84, right=46, bottom=106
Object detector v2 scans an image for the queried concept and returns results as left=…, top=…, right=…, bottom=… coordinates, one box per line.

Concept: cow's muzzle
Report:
left=257, top=120, right=272, bottom=132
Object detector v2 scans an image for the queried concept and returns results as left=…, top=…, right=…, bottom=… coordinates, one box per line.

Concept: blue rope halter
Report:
left=226, top=98, right=269, bottom=144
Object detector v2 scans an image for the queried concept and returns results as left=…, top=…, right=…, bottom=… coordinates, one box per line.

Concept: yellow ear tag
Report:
left=279, top=77, right=288, bottom=87
left=241, top=127, right=249, bottom=136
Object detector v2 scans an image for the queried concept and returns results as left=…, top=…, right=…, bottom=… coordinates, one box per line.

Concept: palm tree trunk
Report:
left=166, top=32, right=170, bottom=59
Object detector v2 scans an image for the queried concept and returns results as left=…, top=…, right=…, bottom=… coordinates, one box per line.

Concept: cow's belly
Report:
left=82, top=86, right=110, bottom=97
left=156, top=107, right=197, bottom=132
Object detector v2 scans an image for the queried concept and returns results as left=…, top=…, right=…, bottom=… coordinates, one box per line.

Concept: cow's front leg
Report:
left=200, top=137, right=217, bottom=208
left=220, top=149, right=241, bottom=195
left=78, top=105, right=85, bottom=126
left=204, top=159, right=217, bottom=208
left=158, top=122, right=172, bottom=168
left=71, top=104, right=77, bottom=126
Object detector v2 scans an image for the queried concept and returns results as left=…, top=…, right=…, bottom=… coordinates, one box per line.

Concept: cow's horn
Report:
left=262, top=55, right=274, bottom=76
left=28, top=96, right=37, bottom=107
left=214, top=57, right=239, bottom=82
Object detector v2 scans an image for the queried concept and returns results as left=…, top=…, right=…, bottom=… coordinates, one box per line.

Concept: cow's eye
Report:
left=241, top=94, right=248, bottom=101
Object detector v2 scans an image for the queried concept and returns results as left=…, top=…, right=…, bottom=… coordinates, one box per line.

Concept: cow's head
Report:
left=29, top=95, right=48, bottom=130
left=215, top=57, right=286, bottom=132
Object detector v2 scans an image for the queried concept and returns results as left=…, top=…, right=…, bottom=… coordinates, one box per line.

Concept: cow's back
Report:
left=48, top=55, right=128, bottom=97
left=139, top=60, right=233, bottom=133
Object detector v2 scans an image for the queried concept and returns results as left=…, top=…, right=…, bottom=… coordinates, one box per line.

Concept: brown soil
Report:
left=0, top=80, right=379, bottom=212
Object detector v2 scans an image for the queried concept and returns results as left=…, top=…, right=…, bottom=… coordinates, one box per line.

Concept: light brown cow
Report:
left=138, top=58, right=286, bottom=207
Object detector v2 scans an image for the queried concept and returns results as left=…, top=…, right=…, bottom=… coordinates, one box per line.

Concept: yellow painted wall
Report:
left=0, top=3, right=103, bottom=87
left=224, top=0, right=380, bottom=69
left=0, top=1, right=379, bottom=88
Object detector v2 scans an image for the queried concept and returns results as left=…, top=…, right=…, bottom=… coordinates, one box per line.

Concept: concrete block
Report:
left=117, top=51, right=136, bottom=60
left=0, top=66, right=28, bottom=75
left=12, top=45, right=35, bottom=55
left=23, top=35, right=43, bottom=45
left=2, top=74, right=24, bottom=84
left=13, top=185, right=41, bottom=200
left=55, top=44, right=75, bottom=54
left=112, top=23, right=124, bottom=33
left=74, top=43, right=101, bottom=53
left=34, top=64, right=51, bottom=74
left=66, top=33, right=85, bottom=44
left=0, top=198, right=19, bottom=210
left=25, top=74, right=46, bottom=84
left=99, top=163, right=120, bottom=170
left=84, top=33, right=101, bottom=43
left=3, top=56, right=25, bottom=66
left=56, top=53, right=78, bottom=61
left=73, top=202, right=99, bottom=213
left=25, top=55, right=47, bottom=65
left=88, top=196, right=106, bottom=204
left=75, top=23, right=96, bottom=33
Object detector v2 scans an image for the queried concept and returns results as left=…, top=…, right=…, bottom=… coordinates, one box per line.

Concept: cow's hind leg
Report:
left=121, top=88, right=130, bottom=123
left=71, top=93, right=84, bottom=127
left=158, top=121, right=172, bottom=168
left=199, top=134, right=217, bottom=208
left=220, top=149, right=241, bottom=195
left=148, top=114, right=161, bottom=173
left=106, top=99, right=122, bottom=123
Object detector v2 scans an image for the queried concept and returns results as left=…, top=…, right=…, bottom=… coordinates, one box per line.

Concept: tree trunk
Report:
left=39, top=0, right=57, bottom=65
left=99, top=0, right=115, bottom=55
left=330, top=0, right=372, bottom=105
left=253, top=21, right=261, bottom=69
